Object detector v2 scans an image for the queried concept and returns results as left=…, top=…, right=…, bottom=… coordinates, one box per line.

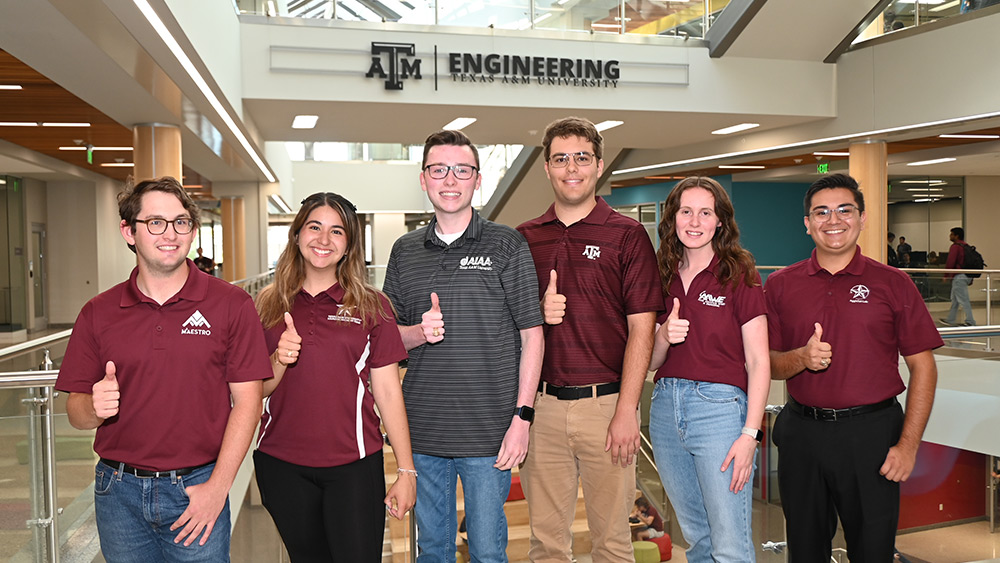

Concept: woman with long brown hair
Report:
left=253, top=192, right=415, bottom=562
left=647, top=177, right=770, bottom=563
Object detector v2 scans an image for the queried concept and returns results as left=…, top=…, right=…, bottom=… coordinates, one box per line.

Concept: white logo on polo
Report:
left=698, top=291, right=726, bottom=308
left=181, top=310, right=212, bottom=335
left=329, top=305, right=362, bottom=324
left=849, top=284, right=870, bottom=303
left=582, top=245, right=601, bottom=260
left=459, top=255, right=493, bottom=271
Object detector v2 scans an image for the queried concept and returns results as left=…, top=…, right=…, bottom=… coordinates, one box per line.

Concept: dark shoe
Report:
left=939, top=318, right=955, bottom=326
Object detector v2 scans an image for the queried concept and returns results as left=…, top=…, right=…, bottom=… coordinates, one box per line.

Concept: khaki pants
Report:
left=521, top=390, right=637, bottom=563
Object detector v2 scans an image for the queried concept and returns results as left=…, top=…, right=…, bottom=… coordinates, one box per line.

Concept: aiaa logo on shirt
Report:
left=849, top=284, right=870, bottom=304
left=582, top=245, right=601, bottom=260
left=460, top=255, right=493, bottom=271
left=181, top=310, right=212, bottom=336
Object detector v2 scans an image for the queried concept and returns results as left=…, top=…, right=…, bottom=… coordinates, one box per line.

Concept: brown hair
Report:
left=256, top=192, right=388, bottom=329
left=422, top=129, right=480, bottom=169
left=542, top=116, right=603, bottom=161
left=117, top=176, right=200, bottom=252
left=656, top=177, right=758, bottom=294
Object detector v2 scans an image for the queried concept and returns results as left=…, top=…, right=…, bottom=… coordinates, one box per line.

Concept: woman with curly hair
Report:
left=648, top=177, right=770, bottom=562
left=253, top=192, right=415, bottom=562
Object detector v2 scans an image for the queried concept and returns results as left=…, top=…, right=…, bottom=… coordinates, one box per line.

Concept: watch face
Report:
left=516, top=406, right=535, bottom=422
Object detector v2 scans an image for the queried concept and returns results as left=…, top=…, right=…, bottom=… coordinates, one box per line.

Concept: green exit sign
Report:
left=817, top=163, right=829, bottom=174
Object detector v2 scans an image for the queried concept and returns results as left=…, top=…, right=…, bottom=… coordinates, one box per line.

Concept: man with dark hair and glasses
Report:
left=382, top=130, right=544, bottom=562
left=764, top=173, right=941, bottom=562
left=517, top=117, right=661, bottom=562
left=56, top=176, right=271, bottom=562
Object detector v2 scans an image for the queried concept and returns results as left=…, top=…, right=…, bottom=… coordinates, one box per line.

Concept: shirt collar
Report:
left=539, top=196, right=613, bottom=226
left=424, top=209, right=483, bottom=248
left=120, top=259, right=207, bottom=307
left=806, top=246, right=865, bottom=276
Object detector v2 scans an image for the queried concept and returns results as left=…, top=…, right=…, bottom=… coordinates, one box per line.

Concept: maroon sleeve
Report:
left=55, top=301, right=102, bottom=394
left=763, top=272, right=787, bottom=352
left=224, top=292, right=273, bottom=383
left=894, top=272, right=945, bottom=357
left=369, top=294, right=408, bottom=369
left=621, top=225, right=663, bottom=315
left=733, top=271, right=766, bottom=326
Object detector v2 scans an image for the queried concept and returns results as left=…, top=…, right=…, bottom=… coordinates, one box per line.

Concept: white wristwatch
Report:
left=741, top=427, right=763, bottom=442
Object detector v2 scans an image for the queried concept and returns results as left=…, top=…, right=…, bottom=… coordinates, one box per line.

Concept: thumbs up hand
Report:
left=275, top=312, right=302, bottom=366
left=422, top=292, right=445, bottom=343
left=542, top=270, right=567, bottom=325
left=663, top=298, right=689, bottom=344
left=803, top=322, right=833, bottom=371
left=92, top=361, right=120, bottom=419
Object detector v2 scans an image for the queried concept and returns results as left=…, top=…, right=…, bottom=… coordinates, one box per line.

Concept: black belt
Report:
left=100, top=458, right=211, bottom=478
left=538, top=381, right=620, bottom=400
left=787, top=397, right=896, bottom=422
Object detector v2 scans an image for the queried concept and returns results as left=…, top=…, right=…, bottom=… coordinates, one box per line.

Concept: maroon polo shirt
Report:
left=56, top=261, right=272, bottom=471
left=654, top=255, right=765, bottom=391
left=257, top=285, right=407, bottom=468
left=764, top=247, right=943, bottom=409
left=517, top=197, right=662, bottom=386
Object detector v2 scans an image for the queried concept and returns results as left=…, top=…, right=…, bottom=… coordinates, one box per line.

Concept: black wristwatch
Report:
left=513, top=405, right=535, bottom=423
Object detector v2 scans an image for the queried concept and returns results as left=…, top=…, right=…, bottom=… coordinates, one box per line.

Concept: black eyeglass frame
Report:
left=134, top=217, right=197, bottom=235
left=422, top=164, right=479, bottom=180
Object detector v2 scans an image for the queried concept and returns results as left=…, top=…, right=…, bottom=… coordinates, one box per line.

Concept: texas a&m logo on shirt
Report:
left=582, top=245, right=601, bottom=260
left=181, top=310, right=212, bottom=336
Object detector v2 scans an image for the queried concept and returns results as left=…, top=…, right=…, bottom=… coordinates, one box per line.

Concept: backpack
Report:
left=962, top=244, right=985, bottom=279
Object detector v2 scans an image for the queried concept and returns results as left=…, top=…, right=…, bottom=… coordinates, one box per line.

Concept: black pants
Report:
left=773, top=401, right=903, bottom=563
left=253, top=449, right=386, bottom=563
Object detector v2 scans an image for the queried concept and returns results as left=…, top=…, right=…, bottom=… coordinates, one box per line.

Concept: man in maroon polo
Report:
left=765, top=173, right=941, bottom=562
left=517, top=117, right=661, bottom=562
left=56, top=177, right=270, bottom=562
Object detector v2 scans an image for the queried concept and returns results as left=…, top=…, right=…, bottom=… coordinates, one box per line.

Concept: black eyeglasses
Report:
left=548, top=152, right=596, bottom=168
left=134, top=217, right=196, bottom=235
left=423, top=164, right=478, bottom=180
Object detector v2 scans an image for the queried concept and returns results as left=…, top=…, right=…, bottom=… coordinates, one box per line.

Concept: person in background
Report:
left=896, top=236, right=912, bottom=265
left=193, top=247, right=216, bottom=276
left=253, top=192, right=415, bottom=562
left=941, top=227, right=976, bottom=326
left=648, top=177, right=770, bottom=562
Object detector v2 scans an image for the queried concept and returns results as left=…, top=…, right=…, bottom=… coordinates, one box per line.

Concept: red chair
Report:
left=506, top=475, right=525, bottom=502
left=649, top=533, right=672, bottom=561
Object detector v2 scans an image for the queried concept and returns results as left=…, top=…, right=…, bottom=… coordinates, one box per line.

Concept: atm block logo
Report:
left=366, top=42, right=422, bottom=90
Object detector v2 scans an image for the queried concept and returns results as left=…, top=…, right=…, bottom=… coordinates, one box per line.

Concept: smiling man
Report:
left=56, top=177, right=270, bottom=562
left=516, top=117, right=661, bottom=563
left=382, top=130, right=543, bottom=562
left=764, top=173, right=942, bottom=562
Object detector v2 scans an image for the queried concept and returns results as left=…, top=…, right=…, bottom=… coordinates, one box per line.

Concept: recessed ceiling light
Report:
left=938, top=134, right=1000, bottom=139
left=595, top=120, right=624, bottom=132
left=0, top=85, right=23, bottom=90
left=899, top=179, right=944, bottom=184
left=291, top=115, right=318, bottom=129
left=813, top=151, right=850, bottom=157
left=41, top=122, right=91, bottom=127
left=904, top=188, right=944, bottom=191
left=100, top=162, right=136, bottom=167
left=0, top=121, right=38, bottom=126
left=907, top=157, right=956, bottom=166
left=712, top=123, right=760, bottom=135
left=590, top=23, right=621, bottom=28
left=443, top=117, right=476, bottom=130
left=718, top=165, right=765, bottom=169
left=930, top=0, right=960, bottom=10
left=0, top=179, right=5, bottom=184
left=59, top=146, right=134, bottom=151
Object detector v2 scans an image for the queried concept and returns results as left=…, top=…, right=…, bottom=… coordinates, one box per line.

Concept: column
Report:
left=132, top=124, right=182, bottom=182
left=220, top=197, right=246, bottom=281
left=849, top=141, right=888, bottom=263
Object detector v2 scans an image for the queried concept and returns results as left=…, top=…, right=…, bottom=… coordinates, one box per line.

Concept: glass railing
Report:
left=855, top=0, right=999, bottom=44
left=236, top=0, right=731, bottom=37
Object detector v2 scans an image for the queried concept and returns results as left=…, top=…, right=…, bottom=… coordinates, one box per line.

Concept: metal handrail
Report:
left=0, top=329, right=72, bottom=359
left=0, top=370, right=59, bottom=389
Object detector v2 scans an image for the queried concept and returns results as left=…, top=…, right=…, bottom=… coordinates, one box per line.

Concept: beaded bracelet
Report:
left=397, top=468, right=418, bottom=477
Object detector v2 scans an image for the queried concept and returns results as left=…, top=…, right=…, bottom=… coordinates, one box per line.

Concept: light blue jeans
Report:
left=649, top=378, right=755, bottom=563
left=946, top=273, right=976, bottom=325
left=94, top=461, right=230, bottom=563
left=412, top=453, right=511, bottom=563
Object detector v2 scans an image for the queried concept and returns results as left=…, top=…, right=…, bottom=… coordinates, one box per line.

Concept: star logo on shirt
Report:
left=849, top=284, right=869, bottom=303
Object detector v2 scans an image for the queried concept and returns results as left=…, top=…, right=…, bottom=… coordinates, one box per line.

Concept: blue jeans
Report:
left=412, top=453, right=510, bottom=563
left=946, top=274, right=976, bottom=325
left=94, top=461, right=230, bottom=563
left=649, top=378, right=755, bottom=563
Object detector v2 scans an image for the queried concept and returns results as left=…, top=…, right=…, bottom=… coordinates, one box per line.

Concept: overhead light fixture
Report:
left=132, top=0, right=276, bottom=183
left=268, top=194, right=294, bottom=214
left=718, top=165, right=765, bottom=169
left=931, top=0, right=960, bottom=10
left=42, top=122, right=91, bottom=127
left=900, top=179, right=944, bottom=184
left=907, top=157, right=956, bottom=166
left=813, top=151, right=850, bottom=157
left=557, top=0, right=570, bottom=4
left=0, top=85, right=23, bottom=90
left=443, top=117, right=476, bottom=130
left=591, top=23, right=621, bottom=28
left=712, top=123, right=760, bottom=135
left=905, top=188, right=944, bottom=192
left=912, top=198, right=939, bottom=203
left=595, top=120, right=624, bottom=132
left=100, top=162, right=136, bottom=167
left=0, top=179, right=5, bottom=184
left=59, top=146, right=134, bottom=151
left=291, top=115, right=318, bottom=129
left=938, top=133, right=1000, bottom=139
left=0, top=121, right=37, bottom=126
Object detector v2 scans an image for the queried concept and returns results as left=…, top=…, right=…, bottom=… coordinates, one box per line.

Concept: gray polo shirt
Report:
left=383, top=210, right=543, bottom=457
